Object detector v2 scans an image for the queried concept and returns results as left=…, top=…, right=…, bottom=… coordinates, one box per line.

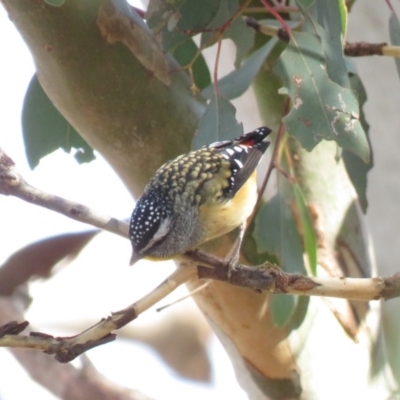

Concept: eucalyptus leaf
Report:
left=293, top=184, right=317, bottom=275
left=22, top=74, right=95, bottom=169
left=202, top=37, right=278, bottom=100
left=224, top=13, right=255, bottom=68
left=389, top=12, right=400, bottom=79
left=147, top=0, right=219, bottom=51
left=275, top=32, right=370, bottom=162
left=253, top=193, right=306, bottom=274
left=193, top=94, right=242, bottom=149
left=298, top=0, right=350, bottom=88
left=173, top=39, right=211, bottom=90
left=44, top=0, right=66, bottom=6
left=343, top=73, right=372, bottom=213
left=196, top=0, right=254, bottom=67
left=200, top=0, right=238, bottom=48
left=271, top=294, right=296, bottom=327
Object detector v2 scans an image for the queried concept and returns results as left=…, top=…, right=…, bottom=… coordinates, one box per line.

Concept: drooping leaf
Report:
left=343, top=73, right=372, bottom=213
left=274, top=32, right=370, bottom=163
left=286, top=296, right=310, bottom=330
left=389, top=12, right=400, bottom=79
left=44, top=0, right=66, bottom=6
left=271, top=294, right=296, bottom=327
left=147, top=0, right=220, bottom=51
left=198, top=0, right=254, bottom=67
left=253, top=193, right=306, bottom=275
left=192, top=94, right=242, bottom=149
left=293, top=184, right=317, bottom=275
left=337, top=0, right=348, bottom=37
left=22, top=74, right=95, bottom=169
left=173, top=39, right=211, bottom=90
left=202, top=37, right=278, bottom=100
left=223, top=12, right=255, bottom=68
left=297, top=0, right=350, bottom=88
left=296, top=0, right=313, bottom=8
left=254, top=193, right=308, bottom=326
left=0, top=231, right=97, bottom=296
left=200, top=0, right=237, bottom=47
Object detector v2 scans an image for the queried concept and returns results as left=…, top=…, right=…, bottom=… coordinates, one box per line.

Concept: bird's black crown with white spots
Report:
left=129, top=127, right=272, bottom=264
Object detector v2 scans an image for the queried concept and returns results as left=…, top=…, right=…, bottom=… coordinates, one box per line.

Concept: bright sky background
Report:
left=0, top=4, right=248, bottom=400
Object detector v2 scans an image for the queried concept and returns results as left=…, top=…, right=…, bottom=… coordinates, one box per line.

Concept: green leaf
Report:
left=202, top=37, right=278, bottom=100
left=198, top=0, right=254, bottom=66
left=147, top=0, right=220, bottom=51
left=274, top=32, right=370, bottom=163
left=192, top=93, right=242, bottom=149
left=296, top=0, right=313, bottom=8
left=293, top=184, right=317, bottom=275
left=173, top=39, right=211, bottom=90
left=338, top=0, right=348, bottom=37
left=200, top=0, right=237, bottom=48
left=22, top=74, right=95, bottom=169
left=224, top=13, right=255, bottom=68
left=286, top=295, right=310, bottom=330
left=343, top=73, right=372, bottom=213
left=271, top=294, right=296, bottom=327
left=298, top=0, right=350, bottom=88
left=389, top=12, right=400, bottom=79
left=253, top=193, right=306, bottom=274
left=44, top=0, right=66, bottom=6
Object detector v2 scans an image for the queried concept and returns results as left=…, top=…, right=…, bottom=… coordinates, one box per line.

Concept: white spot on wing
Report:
left=234, top=159, right=244, bottom=168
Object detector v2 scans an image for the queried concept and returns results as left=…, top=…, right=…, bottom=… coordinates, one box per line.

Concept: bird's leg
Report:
left=225, top=222, right=246, bottom=278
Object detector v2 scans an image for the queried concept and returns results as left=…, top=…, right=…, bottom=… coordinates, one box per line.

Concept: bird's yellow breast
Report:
left=198, top=171, right=258, bottom=241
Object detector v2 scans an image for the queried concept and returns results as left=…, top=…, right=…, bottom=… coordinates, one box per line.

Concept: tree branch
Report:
left=184, top=250, right=400, bottom=301
left=0, top=147, right=128, bottom=238
left=0, top=296, right=154, bottom=400
left=244, top=17, right=400, bottom=58
left=1, top=145, right=400, bottom=362
left=344, top=41, right=400, bottom=58
left=0, top=266, right=196, bottom=361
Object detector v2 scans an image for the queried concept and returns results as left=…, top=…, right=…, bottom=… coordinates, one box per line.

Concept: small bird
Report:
left=129, top=127, right=271, bottom=265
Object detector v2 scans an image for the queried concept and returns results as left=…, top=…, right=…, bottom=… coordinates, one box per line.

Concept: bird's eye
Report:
left=129, top=198, right=171, bottom=253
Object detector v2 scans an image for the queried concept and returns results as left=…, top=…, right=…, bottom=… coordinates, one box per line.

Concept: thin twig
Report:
left=0, top=148, right=128, bottom=238
left=244, top=18, right=400, bottom=59
left=0, top=265, right=196, bottom=361
left=244, top=6, right=300, bottom=14
left=244, top=17, right=292, bottom=42
left=259, top=0, right=292, bottom=39
left=0, top=297, right=152, bottom=400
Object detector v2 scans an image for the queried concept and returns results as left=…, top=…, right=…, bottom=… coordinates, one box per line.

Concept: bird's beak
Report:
left=129, top=251, right=142, bottom=266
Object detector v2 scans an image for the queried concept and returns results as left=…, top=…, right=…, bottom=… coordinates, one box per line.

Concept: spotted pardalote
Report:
left=129, top=127, right=271, bottom=265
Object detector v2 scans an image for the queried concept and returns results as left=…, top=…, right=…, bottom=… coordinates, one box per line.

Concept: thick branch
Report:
left=0, top=0, right=204, bottom=196
left=186, top=251, right=400, bottom=301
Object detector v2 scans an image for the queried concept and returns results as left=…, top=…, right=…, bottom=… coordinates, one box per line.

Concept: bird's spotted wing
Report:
left=213, top=127, right=271, bottom=198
